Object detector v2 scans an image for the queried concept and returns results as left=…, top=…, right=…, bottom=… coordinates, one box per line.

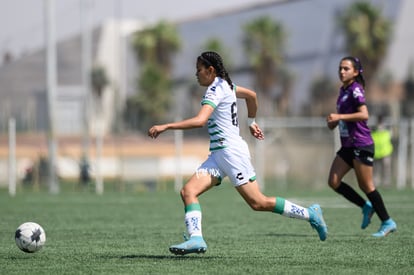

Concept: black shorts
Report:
left=337, top=145, right=374, bottom=167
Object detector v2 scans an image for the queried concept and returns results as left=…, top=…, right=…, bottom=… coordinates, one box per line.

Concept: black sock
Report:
left=367, top=189, right=390, bottom=222
left=335, top=182, right=366, bottom=208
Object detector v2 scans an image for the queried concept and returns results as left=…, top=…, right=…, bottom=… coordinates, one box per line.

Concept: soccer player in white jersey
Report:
left=148, top=51, right=327, bottom=255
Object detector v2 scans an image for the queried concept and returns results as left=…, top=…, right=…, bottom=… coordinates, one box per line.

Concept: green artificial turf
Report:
left=0, top=182, right=413, bottom=274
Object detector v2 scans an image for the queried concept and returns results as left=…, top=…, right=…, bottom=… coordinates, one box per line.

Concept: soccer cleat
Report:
left=372, top=218, right=397, bottom=237
left=308, top=204, right=328, bottom=241
left=361, top=201, right=375, bottom=229
left=169, top=235, right=207, bottom=255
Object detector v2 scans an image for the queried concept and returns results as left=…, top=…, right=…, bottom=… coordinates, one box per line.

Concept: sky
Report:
left=0, top=0, right=274, bottom=60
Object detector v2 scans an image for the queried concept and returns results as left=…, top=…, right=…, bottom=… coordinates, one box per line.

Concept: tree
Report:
left=127, top=20, right=181, bottom=131
left=136, top=63, right=171, bottom=128
left=132, top=20, right=181, bottom=77
left=90, top=65, right=109, bottom=98
left=201, top=37, right=232, bottom=70
left=338, top=1, right=392, bottom=86
left=277, top=68, right=294, bottom=116
left=124, top=64, right=171, bottom=131
left=307, top=76, right=337, bottom=116
left=402, top=62, right=414, bottom=117
left=243, top=16, right=286, bottom=116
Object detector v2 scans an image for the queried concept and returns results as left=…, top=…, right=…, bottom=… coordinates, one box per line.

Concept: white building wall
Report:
left=384, top=0, right=414, bottom=81
left=92, top=19, right=144, bottom=135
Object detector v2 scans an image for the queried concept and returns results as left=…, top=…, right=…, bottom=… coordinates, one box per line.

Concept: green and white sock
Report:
left=273, top=197, right=309, bottom=220
left=184, top=203, right=202, bottom=237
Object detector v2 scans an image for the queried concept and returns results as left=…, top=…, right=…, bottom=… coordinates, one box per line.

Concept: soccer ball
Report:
left=15, top=222, right=46, bottom=253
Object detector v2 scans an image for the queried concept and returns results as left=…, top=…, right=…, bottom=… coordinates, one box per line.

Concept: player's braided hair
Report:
left=341, top=56, right=366, bottom=88
left=198, top=51, right=234, bottom=90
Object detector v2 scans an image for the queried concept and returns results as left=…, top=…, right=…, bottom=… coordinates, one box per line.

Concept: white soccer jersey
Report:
left=201, top=77, right=244, bottom=151
left=199, top=77, right=256, bottom=186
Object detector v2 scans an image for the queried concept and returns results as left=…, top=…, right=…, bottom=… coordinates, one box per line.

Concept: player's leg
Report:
left=354, top=161, right=397, bottom=237
left=328, top=154, right=375, bottom=229
left=236, top=180, right=327, bottom=241
left=329, top=155, right=366, bottom=207
left=328, top=154, right=353, bottom=190
left=235, top=180, right=275, bottom=211
left=180, top=171, right=218, bottom=239
left=169, top=160, right=220, bottom=255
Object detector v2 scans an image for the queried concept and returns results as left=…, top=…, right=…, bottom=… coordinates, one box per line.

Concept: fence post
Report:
left=174, top=129, right=183, bottom=192
left=255, top=118, right=265, bottom=190
left=397, top=119, right=408, bottom=189
left=8, top=118, right=16, bottom=196
left=411, top=119, right=414, bottom=189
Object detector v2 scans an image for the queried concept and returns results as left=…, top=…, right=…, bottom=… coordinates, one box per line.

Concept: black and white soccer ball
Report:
left=15, top=222, right=46, bottom=253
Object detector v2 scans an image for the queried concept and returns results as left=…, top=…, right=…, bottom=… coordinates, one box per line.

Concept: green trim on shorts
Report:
left=273, top=197, right=285, bottom=214
left=185, top=203, right=201, bottom=213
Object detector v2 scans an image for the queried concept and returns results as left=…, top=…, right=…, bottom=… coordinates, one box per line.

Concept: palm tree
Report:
left=90, top=64, right=109, bottom=127
left=89, top=64, right=109, bottom=194
left=338, top=1, right=392, bottom=86
left=202, top=37, right=232, bottom=69
left=132, top=20, right=181, bottom=77
left=90, top=65, right=109, bottom=98
left=277, top=68, right=294, bottom=116
left=402, top=62, right=414, bottom=116
left=307, top=76, right=337, bottom=116
left=136, top=63, right=171, bottom=128
left=127, top=20, right=181, bottom=131
left=243, top=16, right=286, bottom=116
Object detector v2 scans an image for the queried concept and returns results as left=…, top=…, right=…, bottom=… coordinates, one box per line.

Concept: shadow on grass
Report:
left=120, top=254, right=220, bottom=260
left=266, top=232, right=371, bottom=240
left=265, top=233, right=312, bottom=238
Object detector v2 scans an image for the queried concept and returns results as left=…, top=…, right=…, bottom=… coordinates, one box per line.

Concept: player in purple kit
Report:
left=326, top=56, right=397, bottom=237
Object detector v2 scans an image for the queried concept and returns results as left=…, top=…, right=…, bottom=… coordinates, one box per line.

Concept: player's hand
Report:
left=326, top=113, right=340, bottom=130
left=148, top=125, right=167, bottom=139
left=326, top=113, right=341, bottom=122
left=249, top=123, right=264, bottom=140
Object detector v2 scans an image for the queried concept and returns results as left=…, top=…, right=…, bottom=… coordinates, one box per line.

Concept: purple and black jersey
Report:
left=336, top=82, right=373, bottom=147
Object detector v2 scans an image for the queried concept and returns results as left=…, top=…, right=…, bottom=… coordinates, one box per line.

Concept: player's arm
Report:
left=236, top=86, right=264, bottom=140
left=341, top=104, right=369, bottom=121
left=235, top=86, right=258, bottom=119
left=327, top=105, right=369, bottom=124
left=148, top=104, right=214, bottom=139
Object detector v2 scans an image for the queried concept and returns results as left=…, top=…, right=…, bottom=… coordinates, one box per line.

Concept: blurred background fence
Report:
left=2, top=117, right=414, bottom=194
left=254, top=117, right=414, bottom=191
